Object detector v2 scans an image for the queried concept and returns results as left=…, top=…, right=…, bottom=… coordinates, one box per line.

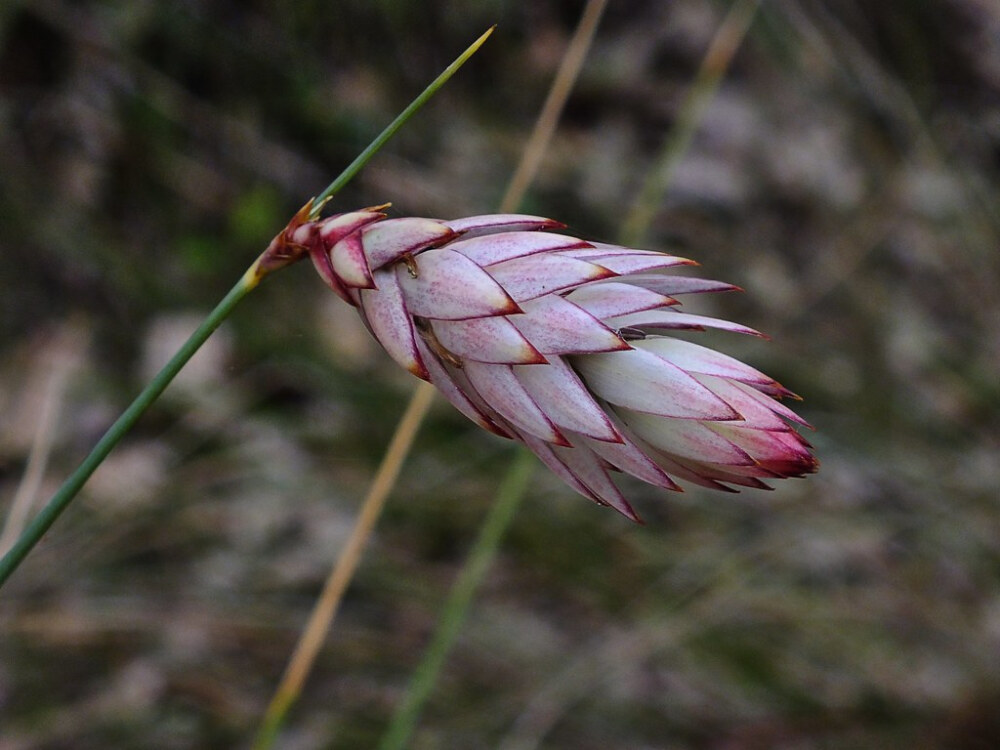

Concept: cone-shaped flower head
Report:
left=292, top=206, right=817, bottom=521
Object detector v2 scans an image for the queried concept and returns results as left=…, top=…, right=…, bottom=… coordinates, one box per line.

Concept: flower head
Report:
left=292, top=206, right=817, bottom=521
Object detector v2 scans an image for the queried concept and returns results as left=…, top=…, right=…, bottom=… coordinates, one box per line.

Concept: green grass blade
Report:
left=0, top=270, right=256, bottom=589
left=377, top=450, right=535, bottom=750
left=311, top=25, right=496, bottom=213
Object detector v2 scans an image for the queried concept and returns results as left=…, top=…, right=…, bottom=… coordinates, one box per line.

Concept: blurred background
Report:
left=2, top=0, right=999, bottom=748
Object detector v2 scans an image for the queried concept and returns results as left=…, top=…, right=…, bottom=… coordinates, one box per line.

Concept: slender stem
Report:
left=249, top=28, right=498, bottom=749
left=0, top=26, right=497, bottom=593
left=253, top=2, right=602, bottom=740
left=0, top=267, right=259, bottom=589
left=377, top=450, right=535, bottom=750
left=620, top=0, right=760, bottom=246
left=311, top=25, right=496, bottom=214
left=0, top=321, right=82, bottom=556
left=377, top=1, right=608, bottom=745
left=376, top=3, right=759, bottom=744
left=498, top=0, right=608, bottom=213
left=251, top=381, right=437, bottom=750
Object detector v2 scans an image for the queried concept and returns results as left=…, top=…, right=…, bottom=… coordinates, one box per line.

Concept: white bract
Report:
left=287, top=207, right=816, bottom=520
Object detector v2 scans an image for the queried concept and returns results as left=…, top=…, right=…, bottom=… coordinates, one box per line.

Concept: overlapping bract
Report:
left=289, top=206, right=817, bottom=520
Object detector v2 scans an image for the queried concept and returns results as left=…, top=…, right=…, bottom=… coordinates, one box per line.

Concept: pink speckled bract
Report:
left=277, top=207, right=817, bottom=521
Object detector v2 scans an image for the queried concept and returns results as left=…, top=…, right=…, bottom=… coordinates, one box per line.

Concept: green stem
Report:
left=0, top=269, right=258, bottom=589
left=377, top=450, right=535, bottom=750
left=620, top=0, right=760, bottom=246
left=0, top=26, right=498, bottom=591
left=311, top=25, right=496, bottom=214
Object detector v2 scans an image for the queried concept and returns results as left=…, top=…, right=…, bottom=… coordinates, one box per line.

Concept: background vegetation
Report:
left=2, top=1, right=999, bottom=747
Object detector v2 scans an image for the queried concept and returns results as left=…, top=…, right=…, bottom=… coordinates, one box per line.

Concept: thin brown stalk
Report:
left=499, top=0, right=609, bottom=213
left=0, top=322, right=86, bottom=556
left=255, top=3, right=609, bottom=745
left=495, top=7, right=767, bottom=746
left=253, top=381, right=436, bottom=749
